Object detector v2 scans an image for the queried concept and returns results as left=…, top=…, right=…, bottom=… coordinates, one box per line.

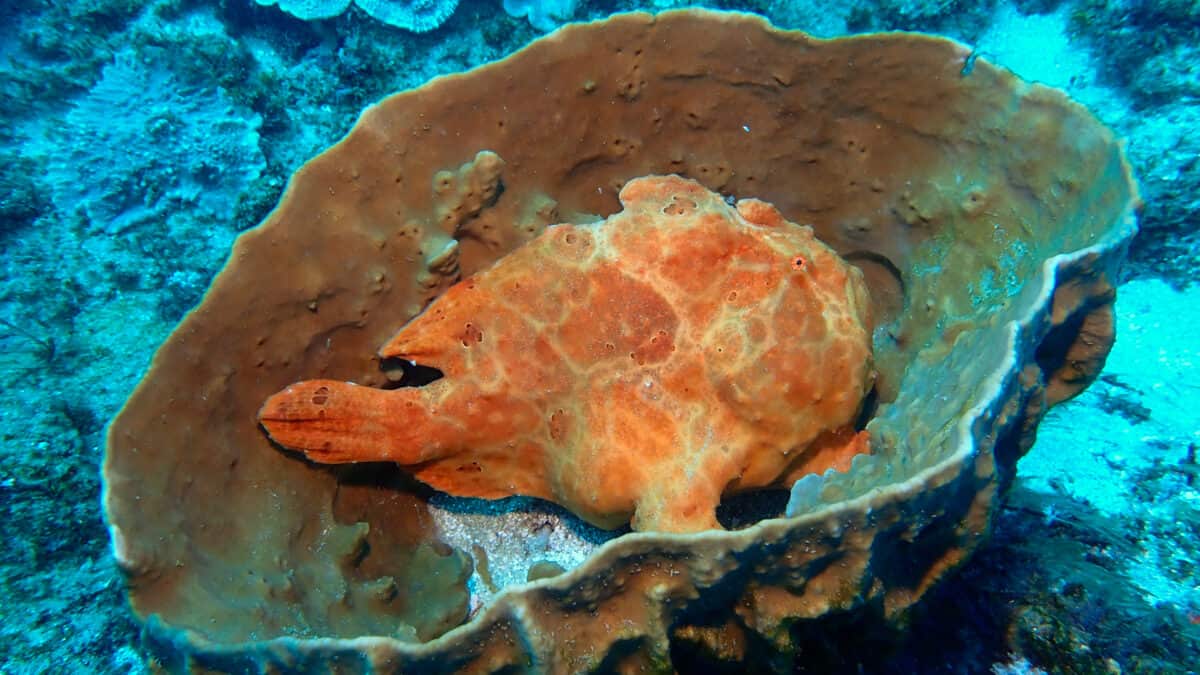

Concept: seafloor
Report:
left=0, top=0, right=1197, bottom=673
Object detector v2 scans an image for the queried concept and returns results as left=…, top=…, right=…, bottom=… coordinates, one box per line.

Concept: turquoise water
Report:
left=1, top=1, right=1196, bottom=672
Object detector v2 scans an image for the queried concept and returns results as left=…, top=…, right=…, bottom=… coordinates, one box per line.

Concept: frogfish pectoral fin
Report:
left=258, top=379, right=435, bottom=465
left=780, top=428, right=872, bottom=486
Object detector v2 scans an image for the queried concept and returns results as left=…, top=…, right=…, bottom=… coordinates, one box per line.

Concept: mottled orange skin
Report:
left=260, top=176, right=875, bottom=532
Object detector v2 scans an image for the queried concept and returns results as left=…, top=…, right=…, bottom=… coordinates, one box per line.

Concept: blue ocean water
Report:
left=0, top=1, right=1196, bottom=673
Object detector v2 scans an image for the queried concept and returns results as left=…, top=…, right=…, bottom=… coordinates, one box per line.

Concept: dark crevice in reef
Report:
left=716, top=489, right=791, bottom=530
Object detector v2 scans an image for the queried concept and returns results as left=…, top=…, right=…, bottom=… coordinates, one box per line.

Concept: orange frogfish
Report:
left=259, top=175, right=875, bottom=533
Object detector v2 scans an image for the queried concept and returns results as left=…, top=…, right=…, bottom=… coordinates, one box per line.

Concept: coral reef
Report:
left=45, top=50, right=265, bottom=236
left=1, top=0, right=1197, bottom=673
left=1067, top=0, right=1200, bottom=285
left=256, top=0, right=461, bottom=32
left=260, top=174, right=875, bottom=532
left=503, top=0, right=579, bottom=30
left=104, top=9, right=1136, bottom=671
